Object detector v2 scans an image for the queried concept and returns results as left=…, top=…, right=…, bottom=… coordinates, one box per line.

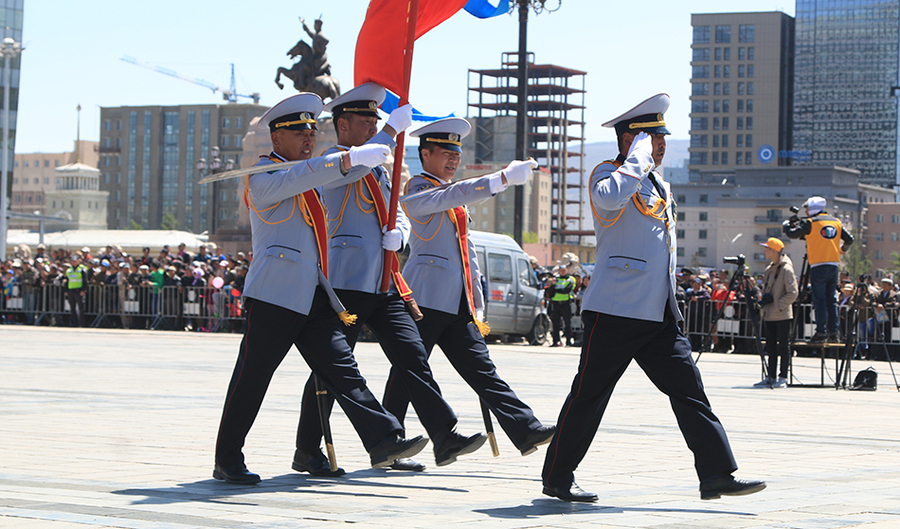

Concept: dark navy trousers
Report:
left=542, top=309, right=738, bottom=488
left=383, top=296, right=542, bottom=449
left=296, top=290, right=457, bottom=452
left=215, top=290, right=401, bottom=468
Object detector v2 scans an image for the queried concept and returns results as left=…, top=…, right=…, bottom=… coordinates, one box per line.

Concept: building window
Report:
left=677, top=195, right=686, bottom=203
left=738, top=65, right=745, bottom=78
left=736, top=152, right=743, bottom=165
left=747, top=47, right=754, bottom=60
left=736, top=134, right=744, bottom=147
left=690, top=135, right=708, bottom=148
left=723, top=65, right=730, bottom=78
left=746, top=100, right=753, bottom=113
left=222, top=117, right=230, bottom=129
left=699, top=212, right=708, bottom=221
left=692, top=82, right=709, bottom=96
left=677, top=247, right=685, bottom=257
left=722, top=100, right=730, bottom=113
left=691, top=117, right=708, bottom=130
left=721, top=135, right=728, bottom=147
left=747, top=65, right=754, bottom=77
left=104, top=119, right=111, bottom=131
left=693, top=26, right=710, bottom=44
left=689, top=152, right=708, bottom=165
left=746, top=117, right=753, bottom=130
left=876, top=214, right=884, bottom=223
left=874, top=250, right=884, bottom=260
left=55, top=160, right=60, bottom=167
left=891, top=233, right=899, bottom=242
left=738, top=82, right=745, bottom=95
left=714, top=83, right=721, bottom=95
left=700, top=194, right=708, bottom=204
left=739, top=47, right=746, bottom=60
left=713, top=135, right=720, bottom=148
left=739, top=24, right=755, bottom=43
left=699, top=230, right=708, bottom=239
left=693, top=48, right=710, bottom=61
left=746, top=134, right=752, bottom=147
left=892, top=214, right=899, bottom=223
left=723, top=48, right=730, bottom=60
left=713, top=100, right=720, bottom=113
left=737, top=100, right=744, bottom=112
left=692, top=100, right=709, bottom=113
left=713, top=65, right=721, bottom=78
left=713, top=152, right=719, bottom=165
left=236, top=117, right=243, bottom=128
left=677, top=211, right=686, bottom=221
left=722, top=117, right=729, bottom=130
left=747, top=82, right=754, bottom=95
left=676, top=229, right=685, bottom=239
left=714, top=47, right=721, bottom=61
left=715, top=25, right=731, bottom=43
left=713, top=117, right=720, bottom=130
left=698, top=247, right=708, bottom=257
left=235, top=134, right=243, bottom=147
left=722, top=83, right=730, bottom=95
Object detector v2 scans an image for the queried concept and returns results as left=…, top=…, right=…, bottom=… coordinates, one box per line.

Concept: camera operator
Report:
left=754, top=238, right=798, bottom=388
left=783, top=196, right=853, bottom=343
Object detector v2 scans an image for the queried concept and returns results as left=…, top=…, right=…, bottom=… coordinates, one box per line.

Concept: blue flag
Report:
left=464, top=0, right=509, bottom=18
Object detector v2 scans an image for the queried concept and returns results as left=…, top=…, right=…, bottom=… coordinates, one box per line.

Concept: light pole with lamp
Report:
left=196, top=145, right=234, bottom=236
left=0, top=37, right=22, bottom=260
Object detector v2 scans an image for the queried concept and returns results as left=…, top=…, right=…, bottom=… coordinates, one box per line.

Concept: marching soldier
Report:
left=383, top=117, right=556, bottom=463
left=213, top=93, right=427, bottom=485
left=541, top=94, right=764, bottom=502
left=294, top=83, right=486, bottom=475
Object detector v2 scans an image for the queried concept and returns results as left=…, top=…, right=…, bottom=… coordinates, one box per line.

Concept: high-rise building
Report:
left=98, top=104, right=267, bottom=233
left=689, top=12, right=795, bottom=176
left=0, top=1, right=23, bottom=198
left=792, top=0, right=900, bottom=189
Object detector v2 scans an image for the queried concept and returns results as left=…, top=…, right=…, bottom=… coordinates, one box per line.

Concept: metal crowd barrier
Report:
left=1, top=283, right=245, bottom=332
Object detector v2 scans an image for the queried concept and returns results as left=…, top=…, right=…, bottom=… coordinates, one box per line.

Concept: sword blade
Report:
left=198, top=160, right=302, bottom=184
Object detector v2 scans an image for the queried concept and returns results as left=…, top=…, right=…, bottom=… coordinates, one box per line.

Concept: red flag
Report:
left=354, top=0, right=468, bottom=97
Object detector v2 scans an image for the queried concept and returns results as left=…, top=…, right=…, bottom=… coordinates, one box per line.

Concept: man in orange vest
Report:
left=783, top=196, right=853, bottom=343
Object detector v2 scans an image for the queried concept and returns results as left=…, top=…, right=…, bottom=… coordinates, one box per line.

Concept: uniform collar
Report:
left=269, top=151, right=288, bottom=162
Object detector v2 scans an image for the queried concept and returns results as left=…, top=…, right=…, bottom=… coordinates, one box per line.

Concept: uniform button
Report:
left=429, top=259, right=434, bottom=264
left=342, top=242, right=346, bottom=246
left=624, top=264, right=629, bottom=269
left=279, top=253, right=284, bottom=258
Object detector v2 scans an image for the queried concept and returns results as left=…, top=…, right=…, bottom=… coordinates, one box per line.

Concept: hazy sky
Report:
left=17, top=0, right=795, bottom=153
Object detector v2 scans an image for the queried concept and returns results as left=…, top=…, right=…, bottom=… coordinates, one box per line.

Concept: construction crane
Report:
left=120, top=56, right=261, bottom=104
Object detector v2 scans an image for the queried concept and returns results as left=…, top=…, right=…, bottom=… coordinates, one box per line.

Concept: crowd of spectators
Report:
left=1, top=242, right=252, bottom=331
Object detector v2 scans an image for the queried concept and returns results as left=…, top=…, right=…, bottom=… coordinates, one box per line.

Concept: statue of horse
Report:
left=274, top=21, right=341, bottom=101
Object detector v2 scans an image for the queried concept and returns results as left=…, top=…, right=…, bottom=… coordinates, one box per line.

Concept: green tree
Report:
left=690, top=251, right=704, bottom=269
left=160, top=212, right=179, bottom=231
left=889, top=251, right=900, bottom=278
left=841, top=230, right=871, bottom=279
left=127, top=220, right=143, bottom=231
left=522, top=231, right=539, bottom=244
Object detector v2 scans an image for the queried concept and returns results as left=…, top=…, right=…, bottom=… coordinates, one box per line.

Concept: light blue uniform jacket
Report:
left=582, top=150, right=682, bottom=323
left=320, top=132, right=411, bottom=294
left=241, top=152, right=371, bottom=315
left=401, top=172, right=496, bottom=315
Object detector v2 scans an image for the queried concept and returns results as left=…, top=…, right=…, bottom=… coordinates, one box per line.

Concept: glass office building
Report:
left=792, top=0, right=900, bottom=189
left=1, top=1, right=23, bottom=192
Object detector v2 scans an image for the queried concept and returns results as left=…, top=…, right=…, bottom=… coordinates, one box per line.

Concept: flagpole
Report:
left=381, top=0, right=420, bottom=292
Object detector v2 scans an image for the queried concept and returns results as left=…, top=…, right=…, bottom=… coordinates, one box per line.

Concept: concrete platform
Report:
left=1, top=325, right=899, bottom=528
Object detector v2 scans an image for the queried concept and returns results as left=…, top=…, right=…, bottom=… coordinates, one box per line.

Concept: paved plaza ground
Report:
left=1, top=325, right=900, bottom=528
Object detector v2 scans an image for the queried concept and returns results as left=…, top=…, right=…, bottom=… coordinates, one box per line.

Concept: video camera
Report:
left=783, top=205, right=804, bottom=234
left=723, top=254, right=746, bottom=267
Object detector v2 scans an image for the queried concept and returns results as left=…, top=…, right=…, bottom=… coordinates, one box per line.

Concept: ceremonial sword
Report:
left=313, top=375, right=338, bottom=472
left=480, top=398, right=500, bottom=457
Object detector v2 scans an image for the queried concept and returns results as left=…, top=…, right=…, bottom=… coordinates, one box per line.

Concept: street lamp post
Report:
left=196, top=145, right=233, bottom=236
left=0, top=37, right=22, bottom=260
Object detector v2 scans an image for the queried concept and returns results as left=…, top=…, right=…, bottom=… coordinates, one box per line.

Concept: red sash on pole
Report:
left=362, top=173, right=414, bottom=299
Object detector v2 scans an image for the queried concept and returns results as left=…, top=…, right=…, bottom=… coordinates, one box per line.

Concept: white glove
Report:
left=347, top=144, right=390, bottom=168
left=475, top=309, right=485, bottom=322
left=503, top=159, right=538, bottom=186
left=381, top=226, right=403, bottom=252
left=385, top=104, right=414, bottom=134
left=627, top=131, right=653, bottom=160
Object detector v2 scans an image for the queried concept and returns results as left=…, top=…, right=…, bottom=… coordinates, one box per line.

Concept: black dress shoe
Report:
left=700, top=475, right=766, bottom=500
left=542, top=481, right=598, bottom=502
left=370, top=435, right=429, bottom=469
left=519, top=425, right=556, bottom=456
left=213, top=464, right=261, bottom=485
left=292, top=449, right=345, bottom=477
left=434, top=431, right=487, bottom=467
left=388, top=458, right=426, bottom=471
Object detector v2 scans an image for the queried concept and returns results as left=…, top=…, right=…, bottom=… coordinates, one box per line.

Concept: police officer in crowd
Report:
left=294, top=83, right=485, bottom=475
left=541, top=94, right=765, bottom=502
left=213, top=93, right=428, bottom=485
left=385, top=117, right=556, bottom=463
left=783, top=196, right=853, bottom=343
left=548, top=264, right=575, bottom=347
left=64, top=253, right=89, bottom=327
left=755, top=237, right=798, bottom=388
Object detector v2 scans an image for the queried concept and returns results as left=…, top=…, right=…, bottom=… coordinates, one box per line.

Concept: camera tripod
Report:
left=835, top=297, right=900, bottom=391
left=695, top=261, right=768, bottom=380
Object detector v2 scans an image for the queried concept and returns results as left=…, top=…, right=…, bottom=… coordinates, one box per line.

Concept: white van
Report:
left=470, top=230, right=549, bottom=344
